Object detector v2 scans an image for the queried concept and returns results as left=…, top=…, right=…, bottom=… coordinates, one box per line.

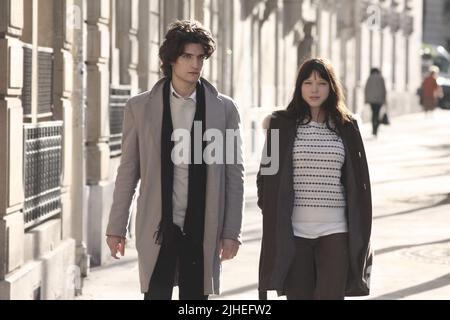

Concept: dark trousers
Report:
left=370, top=103, right=382, bottom=136
left=144, top=224, right=208, bottom=300
left=284, top=233, right=349, bottom=300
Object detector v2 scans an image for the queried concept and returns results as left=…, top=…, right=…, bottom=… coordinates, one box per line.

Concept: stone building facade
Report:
left=0, top=0, right=422, bottom=299
left=423, top=0, right=450, bottom=50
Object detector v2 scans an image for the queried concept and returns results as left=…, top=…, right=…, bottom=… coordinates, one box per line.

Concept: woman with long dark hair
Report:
left=257, top=58, right=373, bottom=300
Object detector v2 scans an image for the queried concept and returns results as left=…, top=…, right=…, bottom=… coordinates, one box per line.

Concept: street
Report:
left=78, top=109, right=450, bottom=300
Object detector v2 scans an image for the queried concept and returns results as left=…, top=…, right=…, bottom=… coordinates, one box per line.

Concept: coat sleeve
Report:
left=256, top=169, right=264, bottom=210
left=106, top=99, right=141, bottom=238
left=352, top=119, right=372, bottom=237
left=257, top=115, right=273, bottom=210
left=222, top=98, right=244, bottom=243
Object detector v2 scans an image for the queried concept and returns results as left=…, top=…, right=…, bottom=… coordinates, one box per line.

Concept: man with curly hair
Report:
left=105, top=20, right=244, bottom=300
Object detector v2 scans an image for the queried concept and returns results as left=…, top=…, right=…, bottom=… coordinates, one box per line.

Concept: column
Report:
left=68, top=0, right=90, bottom=279
left=117, top=0, right=139, bottom=94
left=0, top=0, right=25, bottom=292
left=53, top=0, right=74, bottom=242
left=85, top=0, right=112, bottom=266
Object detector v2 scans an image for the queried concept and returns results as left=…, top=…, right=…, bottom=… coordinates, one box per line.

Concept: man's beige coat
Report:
left=106, top=78, right=244, bottom=295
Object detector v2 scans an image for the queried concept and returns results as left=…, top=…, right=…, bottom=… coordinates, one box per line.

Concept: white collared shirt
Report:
left=170, top=82, right=197, bottom=230
left=170, top=83, right=197, bottom=102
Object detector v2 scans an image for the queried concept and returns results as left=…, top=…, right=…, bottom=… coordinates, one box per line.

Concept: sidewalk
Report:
left=77, top=109, right=450, bottom=300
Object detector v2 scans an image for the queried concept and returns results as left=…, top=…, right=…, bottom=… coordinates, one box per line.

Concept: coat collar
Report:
left=144, top=77, right=225, bottom=150
left=147, top=77, right=220, bottom=100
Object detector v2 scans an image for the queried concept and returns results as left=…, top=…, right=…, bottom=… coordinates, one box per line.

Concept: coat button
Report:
left=358, top=152, right=362, bottom=158
left=363, top=183, right=367, bottom=190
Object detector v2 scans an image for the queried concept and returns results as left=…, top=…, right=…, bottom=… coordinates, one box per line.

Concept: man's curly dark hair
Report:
left=159, top=20, right=216, bottom=77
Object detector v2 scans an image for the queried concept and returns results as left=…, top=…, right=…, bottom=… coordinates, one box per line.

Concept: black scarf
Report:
left=156, top=78, right=207, bottom=245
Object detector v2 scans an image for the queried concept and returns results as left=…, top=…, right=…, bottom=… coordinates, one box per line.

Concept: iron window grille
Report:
left=23, top=121, right=63, bottom=229
left=109, top=85, right=131, bottom=157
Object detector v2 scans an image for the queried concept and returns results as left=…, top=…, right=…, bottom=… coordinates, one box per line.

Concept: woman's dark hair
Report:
left=159, top=20, right=216, bottom=77
left=286, top=58, right=352, bottom=128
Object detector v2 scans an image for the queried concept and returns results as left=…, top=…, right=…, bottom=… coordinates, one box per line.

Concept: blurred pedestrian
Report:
left=364, top=68, right=387, bottom=137
left=105, top=20, right=244, bottom=300
left=420, top=65, right=443, bottom=116
left=257, top=58, right=373, bottom=300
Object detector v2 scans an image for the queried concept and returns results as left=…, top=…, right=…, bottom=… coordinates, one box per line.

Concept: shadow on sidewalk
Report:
left=373, top=171, right=450, bottom=186
left=374, top=238, right=450, bottom=256
left=374, top=193, right=450, bottom=220
left=215, top=283, right=259, bottom=298
left=371, top=273, right=450, bottom=300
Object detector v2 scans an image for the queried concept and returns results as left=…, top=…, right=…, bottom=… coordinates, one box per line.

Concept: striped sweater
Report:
left=291, top=121, right=348, bottom=239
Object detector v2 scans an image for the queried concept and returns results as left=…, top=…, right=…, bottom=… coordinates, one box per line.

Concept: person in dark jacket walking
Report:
left=257, top=58, right=373, bottom=300
left=364, top=68, right=387, bottom=137
left=106, top=20, right=244, bottom=300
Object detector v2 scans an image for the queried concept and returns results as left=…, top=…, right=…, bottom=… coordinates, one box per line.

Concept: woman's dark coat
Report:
left=257, top=110, right=373, bottom=297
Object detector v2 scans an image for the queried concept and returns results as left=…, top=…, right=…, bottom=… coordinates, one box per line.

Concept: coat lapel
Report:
left=278, top=117, right=296, bottom=180
left=202, top=80, right=225, bottom=218
left=204, top=80, right=225, bottom=133
left=143, top=79, right=165, bottom=155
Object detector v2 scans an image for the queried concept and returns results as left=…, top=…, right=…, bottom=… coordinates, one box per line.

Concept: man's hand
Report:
left=106, top=235, right=126, bottom=259
left=220, top=239, right=240, bottom=261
